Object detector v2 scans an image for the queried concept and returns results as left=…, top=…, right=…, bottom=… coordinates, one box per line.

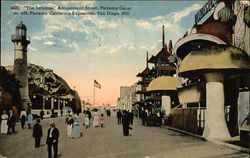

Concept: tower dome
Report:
left=16, top=21, right=27, bottom=30
left=12, top=21, right=30, bottom=43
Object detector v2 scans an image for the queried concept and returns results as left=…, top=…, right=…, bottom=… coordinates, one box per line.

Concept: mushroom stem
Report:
left=203, top=72, right=231, bottom=140
left=162, top=95, right=171, bottom=115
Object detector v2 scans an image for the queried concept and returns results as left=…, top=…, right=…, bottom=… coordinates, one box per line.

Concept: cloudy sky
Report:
left=1, top=1, right=206, bottom=106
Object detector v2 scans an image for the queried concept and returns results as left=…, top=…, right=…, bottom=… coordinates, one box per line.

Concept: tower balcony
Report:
left=11, top=34, right=30, bottom=44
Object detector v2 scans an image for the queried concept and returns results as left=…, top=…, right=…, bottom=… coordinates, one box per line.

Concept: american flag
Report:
left=94, top=80, right=101, bottom=89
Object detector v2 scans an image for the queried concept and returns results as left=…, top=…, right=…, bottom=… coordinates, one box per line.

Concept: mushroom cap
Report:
left=178, top=45, right=249, bottom=78
left=174, top=33, right=226, bottom=60
left=147, top=76, right=181, bottom=92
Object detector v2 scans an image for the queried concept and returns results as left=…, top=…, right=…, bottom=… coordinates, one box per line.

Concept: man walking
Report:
left=116, top=110, right=122, bottom=125
left=141, top=109, right=147, bottom=126
left=40, top=110, right=44, bottom=120
left=46, top=121, right=59, bottom=158
left=7, top=110, right=16, bottom=134
left=122, top=111, right=132, bottom=136
left=129, top=111, right=134, bottom=125
left=32, top=119, right=43, bottom=148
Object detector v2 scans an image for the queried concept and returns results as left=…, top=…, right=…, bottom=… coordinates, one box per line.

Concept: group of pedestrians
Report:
left=19, top=108, right=34, bottom=129
left=83, top=109, right=105, bottom=128
left=0, top=109, right=32, bottom=135
left=0, top=108, right=61, bottom=158
left=32, top=119, right=60, bottom=158
left=116, top=110, right=133, bottom=136
left=64, top=109, right=108, bottom=139
left=65, top=113, right=81, bottom=138
left=0, top=110, right=16, bottom=135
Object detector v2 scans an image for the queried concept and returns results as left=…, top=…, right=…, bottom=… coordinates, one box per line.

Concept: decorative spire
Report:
left=146, top=51, right=148, bottom=68
left=162, top=25, right=165, bottom=48
left=168, top=40, right=173, bottom=53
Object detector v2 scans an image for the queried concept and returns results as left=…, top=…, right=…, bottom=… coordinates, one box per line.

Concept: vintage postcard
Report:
left=0, top=0, right=249, bottom=158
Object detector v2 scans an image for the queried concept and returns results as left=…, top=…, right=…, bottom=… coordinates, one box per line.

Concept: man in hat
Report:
left=46, top=121, right=59, bottom=158
left=32, top=118, right=43, bottom=148
left=7, top=110, right=16, bottom=134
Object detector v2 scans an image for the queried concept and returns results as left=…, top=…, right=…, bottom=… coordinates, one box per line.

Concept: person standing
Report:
left=20, top=109, right=27, bottom=129
left=1, top=110, right=8, bottom=134
left=66, top=114, right=74, bottom=138
left=100, top=114, right=104, bottom=128
left=40, top=110, right=44, bottom=120
left=84, top=114, right=90, bottom=129
left=7, top=110, right=16, bottom=134
left=32, top=119, right=43, bottom=148
left=27, top=112, right=33, bottom=129
left=122, top=111, right=132, bottom=136
left=107, top=110, right=111, bottom=117
left=93, top=109, right=100, bottom=128
left=86, top=109, right=92, bottom=121
left=71, top=115, right=80, bottom=138
left=116, top=110, right=122, bottom=125
left=46, top=121, right=59, bottom=158
left=129, top=111, right=134, bottom=125
left=141, top=110, right=147, bottom=126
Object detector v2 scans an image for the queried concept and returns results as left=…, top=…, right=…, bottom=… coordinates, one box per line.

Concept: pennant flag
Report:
left=94, top=80, right=101, bottom=89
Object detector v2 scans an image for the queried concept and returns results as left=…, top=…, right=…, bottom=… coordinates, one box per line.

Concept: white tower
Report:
left=11, top=21, right=31, bottom=112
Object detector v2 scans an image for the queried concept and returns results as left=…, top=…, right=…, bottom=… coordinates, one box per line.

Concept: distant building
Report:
left=117, top=84, right=137, bottom=111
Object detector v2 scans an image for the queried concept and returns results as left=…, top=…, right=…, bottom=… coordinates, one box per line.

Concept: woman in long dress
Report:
left=1, top=110, right=8, bottom=134
left=84, top=114, right=90, bottom=129
left=71, top=115, right=80, bottom=138
left=66, top=114, right=74, bottom=138
left=27, top=113, right=33, bottom=129
left=93, top=111, right=100, bottom=128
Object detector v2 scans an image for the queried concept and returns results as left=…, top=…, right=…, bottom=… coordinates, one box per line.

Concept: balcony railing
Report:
left=11, top=34, right=31, bottom=42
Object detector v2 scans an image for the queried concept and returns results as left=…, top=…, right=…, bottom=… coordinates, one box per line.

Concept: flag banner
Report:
left=94, top=80, right=101, bottom=89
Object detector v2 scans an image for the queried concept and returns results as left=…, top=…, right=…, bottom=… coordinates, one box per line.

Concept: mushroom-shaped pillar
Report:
left=147, top=76, right=181, bottom=116
left=178, top=45, right=249, bottom=140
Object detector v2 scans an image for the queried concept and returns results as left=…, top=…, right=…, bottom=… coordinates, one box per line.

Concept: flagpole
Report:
left=93, top=80, right=95, bottom=107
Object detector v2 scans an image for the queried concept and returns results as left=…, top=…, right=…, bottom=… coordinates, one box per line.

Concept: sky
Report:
left=1, top=0, right=206, bottom=106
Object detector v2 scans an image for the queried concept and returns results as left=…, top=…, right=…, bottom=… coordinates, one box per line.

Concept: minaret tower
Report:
left=11, top=21, right=31, bottom=112
left=162, top=25, right=165, bottom=48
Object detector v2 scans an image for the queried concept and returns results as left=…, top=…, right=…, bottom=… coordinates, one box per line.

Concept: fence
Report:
left=172, top=107, right=206, bottom=135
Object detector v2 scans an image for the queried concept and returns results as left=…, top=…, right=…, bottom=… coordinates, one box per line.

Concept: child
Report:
left=100, top=114, right=104, bottom=128
left=84, top=114, right=90, bottom=129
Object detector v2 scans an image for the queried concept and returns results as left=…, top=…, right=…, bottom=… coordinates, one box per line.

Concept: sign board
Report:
left=195, top=0, right=219, bottom=24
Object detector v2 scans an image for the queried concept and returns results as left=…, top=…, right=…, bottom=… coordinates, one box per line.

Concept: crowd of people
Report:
left=0, top=107, right=146, bottom=157
left=82, top=108, right=106, bottom=129
left=0, top=109, right=33, bottom=135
